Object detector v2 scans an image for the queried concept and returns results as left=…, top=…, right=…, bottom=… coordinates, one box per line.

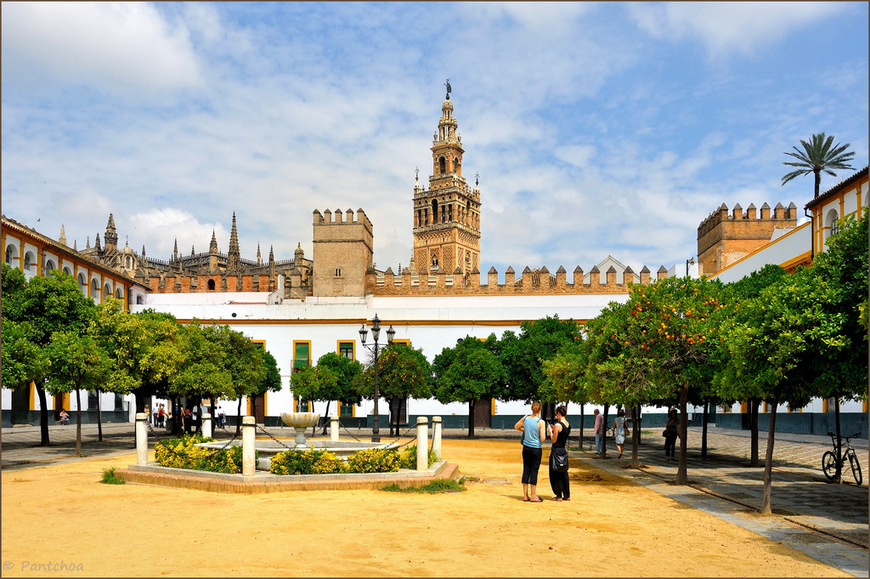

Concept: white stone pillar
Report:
left=242, top=416, right=256, bottom=476
left=135, top=412, right=148, bottom=466
left=202, top=413, right=212, bottom=439
left=330, top=415, right=339, bottom=442
left=416, top=416, right=428, bottom=472
left=432, top=416, right=442, bottom=461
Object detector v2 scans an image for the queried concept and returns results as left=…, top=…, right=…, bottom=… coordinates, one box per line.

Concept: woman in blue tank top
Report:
left=514, top=401, right=546, bottom=502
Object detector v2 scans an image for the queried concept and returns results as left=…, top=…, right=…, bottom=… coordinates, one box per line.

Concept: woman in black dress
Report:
left=548, top=405, right=571, bottom=501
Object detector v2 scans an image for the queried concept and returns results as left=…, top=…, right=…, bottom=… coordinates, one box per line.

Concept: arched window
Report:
left=431, top=199, right=439, bottom=223
left=208, top=279, right=216, bottom=291
left=91, top=279, right=100, bottom=301
left=78, top=273, right=88, bottom=296
left=454, top=157, right=460, bottom=174
left=23, top=251, right=34, bottom=272
left=63, top=266, right=72, bottom=276
left=45, top=260, right=56, bottom=273
left=439, top=157, right=446, bottom=174
left=104, top=283, right=112, bottom=299
left=116, top=287, right=123, bottom=299
left=824, top=209, right=839, bottom=247
left=5, top=244, right=16, bottom=265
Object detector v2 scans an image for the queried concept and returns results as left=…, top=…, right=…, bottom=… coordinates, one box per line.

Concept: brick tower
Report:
left=412, top=84, right=481, bottom=274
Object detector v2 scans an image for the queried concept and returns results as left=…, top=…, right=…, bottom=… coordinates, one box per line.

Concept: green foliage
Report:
left=100, top=467, right=126, bottom=485
left=433, top=335, right=506, bottom=404
left=496, top=316, right=581, bottom=402
left=269, top=449, right=348, bottom=475
left=355, top=344, right=432, bottom=400
left=346, top=448, right=400, bottom=473
left=380, top=479, right=465, bottom=493
left=154, top=435, right=246, bottom=474
left=45, top=331, right=112, bottom=396
left=2, top=318, right=50, bottom=390
left=397, top=444, right=437, bottom=469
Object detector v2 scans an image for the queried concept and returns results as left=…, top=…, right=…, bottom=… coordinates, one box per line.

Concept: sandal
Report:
left=550, top=497, right=562, bottom=501
left=530, top=497, right=543, bottom=502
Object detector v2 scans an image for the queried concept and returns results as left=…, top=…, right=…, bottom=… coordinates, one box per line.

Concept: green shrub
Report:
left=154, top=435, right=248, bottom=474
left=101, top=467, right=125, bottom=485
left=381, top=479, right=465, bottom=493
left=346, top=448, right=399, bottom=473
left=270, top=450, right=348, bottom=475
left=397, top=445, right=438, bottom=469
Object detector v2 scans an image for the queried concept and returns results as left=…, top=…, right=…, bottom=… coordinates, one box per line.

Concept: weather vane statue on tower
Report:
left=445, top=78, right=451, bottom=100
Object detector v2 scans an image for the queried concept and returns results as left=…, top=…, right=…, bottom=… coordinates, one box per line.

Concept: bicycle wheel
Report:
left=848, top=452, right=862, bottom=486
left=822, top=451, right=838, bottom=481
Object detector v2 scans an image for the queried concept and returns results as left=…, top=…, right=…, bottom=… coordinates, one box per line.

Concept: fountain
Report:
left=280, top=412, right=320, bottom=447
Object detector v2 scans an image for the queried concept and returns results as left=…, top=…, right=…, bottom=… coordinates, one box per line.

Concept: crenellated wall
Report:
left=697, top=201, right=798, bottom=276
left=366, top=264, right=668, bottom=296
left=312, top=208, right=374, bottom=297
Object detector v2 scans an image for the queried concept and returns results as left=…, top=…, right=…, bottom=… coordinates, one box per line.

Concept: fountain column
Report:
left=242, top=416, right=256, bottom=476
left=330, top=415, right=339, bottom=442
left=432, top=416, right=442, bottom=461
left=136, top=412, right=148, bottom=466
left=416, top=417, right=428, bottom=472
left=202, top=413, right=212, bottom=439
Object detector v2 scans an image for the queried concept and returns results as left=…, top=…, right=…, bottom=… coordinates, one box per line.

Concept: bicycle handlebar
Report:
left=826, top=431, right=861, bottom=440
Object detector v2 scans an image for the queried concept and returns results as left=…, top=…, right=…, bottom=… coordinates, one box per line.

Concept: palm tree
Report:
left=782, top=133, right=855, bottom=197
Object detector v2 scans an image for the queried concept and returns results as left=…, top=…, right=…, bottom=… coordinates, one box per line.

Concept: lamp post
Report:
left=686, top=257, right=696, bottom=277
left=359, top=314, right=395, bottom=442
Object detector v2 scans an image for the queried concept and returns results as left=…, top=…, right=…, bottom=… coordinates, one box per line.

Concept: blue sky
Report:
left=2, top=2, right=868, bottom=277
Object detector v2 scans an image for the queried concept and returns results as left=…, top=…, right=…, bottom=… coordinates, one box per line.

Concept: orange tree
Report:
left=540, top=336, right=591, bottom=450
left=607, top=277, right=728, bottom=483
left=433, top=335, right=507, bottom=438
left=291, top=352, right=361, bottom=432
left=355, top=344, right=432, bottom=434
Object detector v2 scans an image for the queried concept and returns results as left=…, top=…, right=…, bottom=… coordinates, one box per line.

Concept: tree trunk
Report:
left=96, top=388, right=103, bottom=442
left=75, top=388, right=82, bottom=457
left=761, top=393, right=779, bottom=514
left=578, top=405, right=585, bottom=450
left=630, top=406, right=640, bottom=468
left=750, top=398, right=760, bottom=467
left=468, top=399, right=476, bottom=438
left=834, top=397, right=842, bottom=483
left=36, top=383, right=50, bottom=446
left=675, top=384, right=689, bottom=485
left=600, top=404, right=609, bottom=459
left=236, top=396, right=243, bottom=436
left=322, top=400, right=331, bottom=435
left=701, top=401, right=709, bottom=458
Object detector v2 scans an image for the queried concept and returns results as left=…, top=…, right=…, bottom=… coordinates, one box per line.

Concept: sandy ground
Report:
left=0, top=439, right=849, bottom=578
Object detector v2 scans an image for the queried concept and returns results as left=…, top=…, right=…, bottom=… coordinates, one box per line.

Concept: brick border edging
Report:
left=114, top=462, right=459, bottom=494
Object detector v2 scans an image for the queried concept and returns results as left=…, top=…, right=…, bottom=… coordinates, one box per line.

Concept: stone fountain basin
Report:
left=196, top=439, right=399, bottom=471
left=280, top=412, right=320, bottom=428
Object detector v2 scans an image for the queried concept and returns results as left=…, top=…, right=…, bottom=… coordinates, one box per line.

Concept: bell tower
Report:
left=412, top=82, right=481, bottom=274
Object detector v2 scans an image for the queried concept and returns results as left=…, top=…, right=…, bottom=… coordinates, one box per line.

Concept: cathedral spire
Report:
left=104, top=213, right=118, bottom=250
left=59, top=224, right=67, bottom=247
left=94, top=233, right=101, bottom=252
left=269, top=245, right=275, bottom=265
left=228, top=212, right=240, bottom=270
left=209, top=230, right=218, bottom=254
left=257, top=243, right=262, bottom=265
left=173, top=238, right=179, bottom=261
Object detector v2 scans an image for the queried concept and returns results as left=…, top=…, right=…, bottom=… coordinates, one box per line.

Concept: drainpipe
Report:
left=804, top=207, right=815, bottom=260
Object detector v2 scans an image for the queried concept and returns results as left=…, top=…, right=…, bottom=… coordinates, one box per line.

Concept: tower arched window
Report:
left=431, top=199, right=439, bottom=223
left=439, top=157, right=446, bottom=174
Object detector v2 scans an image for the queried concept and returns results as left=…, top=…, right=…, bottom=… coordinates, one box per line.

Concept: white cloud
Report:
left=1, top=2, right=203, bottom=95
left=628, top=2, right=847, bottom=58
left=128, top=209, right=229, bottom=258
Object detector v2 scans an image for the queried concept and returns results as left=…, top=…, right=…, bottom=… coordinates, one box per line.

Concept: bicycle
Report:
left=822, top=432, right=862, bottom=485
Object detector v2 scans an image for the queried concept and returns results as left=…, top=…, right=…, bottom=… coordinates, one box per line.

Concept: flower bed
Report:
left=269, top=445, right=437, bottom=475
left=155, top=434, right=249, bottom=474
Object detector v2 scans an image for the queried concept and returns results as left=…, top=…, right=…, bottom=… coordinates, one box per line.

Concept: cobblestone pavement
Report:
left=2, top=421, right=868, bottom=576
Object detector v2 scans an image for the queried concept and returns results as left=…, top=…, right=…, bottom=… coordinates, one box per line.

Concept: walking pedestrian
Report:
left=514, top=401, right=546, bottom=502
left=548, top=405, right=571, bottom=501
left=664, top=408, right=679, bottom=461
left=612, top=408, right=627, bottom=459
left=593, top=409, right=604, bottom=456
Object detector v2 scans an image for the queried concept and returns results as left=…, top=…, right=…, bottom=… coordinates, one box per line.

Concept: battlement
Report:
left=366, top=263, right=669, bottom=296
left=313, top=208, right=372, bottom=232
left=697, top=201, right=798, bottom=276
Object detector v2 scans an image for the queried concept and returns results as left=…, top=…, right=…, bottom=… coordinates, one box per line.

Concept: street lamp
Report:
left=686, top=257, right=696, bottom=277
left=359, top=314, right=395, bottom=442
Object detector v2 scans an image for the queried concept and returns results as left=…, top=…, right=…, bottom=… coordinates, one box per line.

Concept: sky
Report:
left=2, top=2, right=868, bottom=277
